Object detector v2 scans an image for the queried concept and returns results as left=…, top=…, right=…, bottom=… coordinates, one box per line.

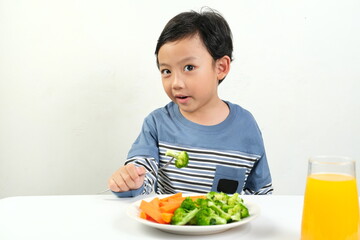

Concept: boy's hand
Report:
left=108, top=163, right=146, bottom=192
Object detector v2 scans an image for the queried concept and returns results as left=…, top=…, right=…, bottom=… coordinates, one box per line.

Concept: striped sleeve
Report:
left=124, top=156, right=159, bottom=196
left=244, top=182, right=274, bottom=195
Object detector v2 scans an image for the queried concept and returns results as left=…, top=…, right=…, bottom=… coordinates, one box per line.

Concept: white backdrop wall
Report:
left=1, top=0, right=359, bottom=198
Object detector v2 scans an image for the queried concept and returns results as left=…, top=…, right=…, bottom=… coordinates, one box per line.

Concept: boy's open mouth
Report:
left=177, top=96, right=188, bottom=99
left=175, top=95, right=190, bottom=103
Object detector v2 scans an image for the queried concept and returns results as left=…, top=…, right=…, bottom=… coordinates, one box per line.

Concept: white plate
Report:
left=126, top=194, right=260, bottom=235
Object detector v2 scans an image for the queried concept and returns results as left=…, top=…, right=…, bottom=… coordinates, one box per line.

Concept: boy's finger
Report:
left=108, top=178, right=120, bottom=192
left=122, top=164, right=144, bottom=188
left=116, top=173, right=130, bottom=192
left=126, top=164, right=145, bottom=178
left=136, top=166, right=146, bottom=176
left=125, top=165, right=145, bottom=189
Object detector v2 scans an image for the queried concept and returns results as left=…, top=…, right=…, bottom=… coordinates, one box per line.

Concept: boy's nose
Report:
left=172, top=73, right=185, bottom=89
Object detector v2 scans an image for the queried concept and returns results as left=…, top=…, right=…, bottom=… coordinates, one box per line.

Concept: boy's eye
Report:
left=161, top=69, right=171, bottom=75
left=184, top=65, right=195, bottom=72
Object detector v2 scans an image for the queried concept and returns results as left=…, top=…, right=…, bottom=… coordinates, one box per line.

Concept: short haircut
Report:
left=155, top=7, right=233, bottom=83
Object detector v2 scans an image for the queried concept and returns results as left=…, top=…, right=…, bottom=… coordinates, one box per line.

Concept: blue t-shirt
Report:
left=113, top=101, right=273, bottom=197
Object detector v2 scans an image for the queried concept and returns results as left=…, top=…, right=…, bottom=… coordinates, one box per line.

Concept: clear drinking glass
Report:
left=301, top=156, right=360, bottom=240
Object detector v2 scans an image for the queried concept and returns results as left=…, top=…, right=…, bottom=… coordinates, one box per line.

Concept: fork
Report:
left=97, top=157, right=174, bottom=194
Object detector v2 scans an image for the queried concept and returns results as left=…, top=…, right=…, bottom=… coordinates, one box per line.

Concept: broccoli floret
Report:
left=195, top=198, right=210, bottom=208
left=206, top=191, right=217, bottom=200
left=227, top=192, right=242, bottom=206
left=180, top=197, right=197, bottom=210
left=196, top=208, right=227, bottom=225
left=171, top=207, right=199, bottom=225
left=187, top=215, right=198, bottom=225
left=165, top=150, right=189, bottom=168
left=220, top=203, right=232, bottom=212
left=228, top=203, right=250, bottom=221
left=228, top=204, right=241, bottom=221
left=206, top=191, right=229, bottom=204
left=170, top=192, right=250, bottom=225
left=208, top=200, right=231, bottom=222
left=211, top=199, right=232, bottom=213
left=240, top=203, right=250, bottom=218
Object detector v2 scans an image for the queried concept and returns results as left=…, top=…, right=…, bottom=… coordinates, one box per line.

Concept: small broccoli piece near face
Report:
left=174, top=151, right=189, bottom=168
left=170, top=207, right=199, bottom=225
left=196, top=207, right=227, bottom=225
left=165, top=150, right=189, bottom=168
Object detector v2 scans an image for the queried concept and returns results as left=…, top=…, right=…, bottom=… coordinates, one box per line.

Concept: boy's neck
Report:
left=179, top=99, right=230, bottom=126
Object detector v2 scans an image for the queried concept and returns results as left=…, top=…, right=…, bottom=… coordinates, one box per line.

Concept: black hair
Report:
left=155, top=7, right=233, bottom=83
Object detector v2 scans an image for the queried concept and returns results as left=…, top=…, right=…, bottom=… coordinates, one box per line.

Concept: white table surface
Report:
left=0, top=194, right=304, bottom=240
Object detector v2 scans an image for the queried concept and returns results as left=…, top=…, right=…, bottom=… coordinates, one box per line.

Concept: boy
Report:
left=109, top=8, right=273, bottom=197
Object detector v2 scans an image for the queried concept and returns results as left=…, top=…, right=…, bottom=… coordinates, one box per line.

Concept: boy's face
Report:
left=157, top=35, right=226, bottom=117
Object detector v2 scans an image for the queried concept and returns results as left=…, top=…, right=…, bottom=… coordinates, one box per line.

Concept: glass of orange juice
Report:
left=301, top=156, right=360, bottom=240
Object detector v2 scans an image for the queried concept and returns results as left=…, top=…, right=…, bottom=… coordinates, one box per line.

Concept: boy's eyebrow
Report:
left=158, top=63, right=170, bottom=68
left=159, top=56, right=198, bottom=68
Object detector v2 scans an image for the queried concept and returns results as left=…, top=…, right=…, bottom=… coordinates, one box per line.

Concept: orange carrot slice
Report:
left=139, top=193, right=206, bottom=224
left=159, top=201, right=182, bottom=213
left=159, top=192, right=183, bottom=202
left=189, top=195, right=206, bottom=200
left=161, top=212, right=174, bottom=223
left=139, top=211, right=147, bottom=219
left=150, top=197, right=160, bottom=208
left=140, top=200, right=166, bottom=224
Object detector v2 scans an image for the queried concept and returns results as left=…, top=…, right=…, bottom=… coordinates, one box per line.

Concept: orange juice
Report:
left=301, top=173, right=360, bottom=240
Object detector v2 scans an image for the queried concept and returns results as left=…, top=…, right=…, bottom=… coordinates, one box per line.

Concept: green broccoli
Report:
left=227, top=203, right=250, bottom=221
left=227, top=192, right=242, bottom=206
left=169, top=192, right=250, bottom=225
left=228, top=204, right=241, bottom=221
left=170, top=207, right=199, bottom=225
left=206, top=191, right=229, bottom=204
left=205, top=191, right=218, bottom=201
left=219, top=202, right=232, bottom=212
left=187, top=215, right=198, bottom=225
left=195, top=198, right=210, bottom=208
left=209, top=199, right=231, bottom=213
left=180, top=197, right=197, bottom=210
left=196, top=207, right=227, bottom=225
left=208, top=200, right=232, bottom=222
left=239, top=203, right=250, bottom=218
left=165, top=150, right=189, bottom=168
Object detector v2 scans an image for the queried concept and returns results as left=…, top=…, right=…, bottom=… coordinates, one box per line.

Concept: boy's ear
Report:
left=216, top=56, right=231, bottom=81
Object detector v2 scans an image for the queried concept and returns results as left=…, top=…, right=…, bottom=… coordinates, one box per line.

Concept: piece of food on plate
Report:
left=138, top=192, right=250, bottom=226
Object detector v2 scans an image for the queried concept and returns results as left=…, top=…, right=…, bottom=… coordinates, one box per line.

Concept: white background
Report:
left=1, top=0, right=359, bottom=198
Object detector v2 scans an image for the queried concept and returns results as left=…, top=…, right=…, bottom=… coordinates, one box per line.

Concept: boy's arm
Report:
left=243, top=153, right=274, bottom=195
left=111, top=111, right=160, bottom=197
left=243, top=182, right=273, bottom=195
left=111, top=156, right=158, bottom=198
